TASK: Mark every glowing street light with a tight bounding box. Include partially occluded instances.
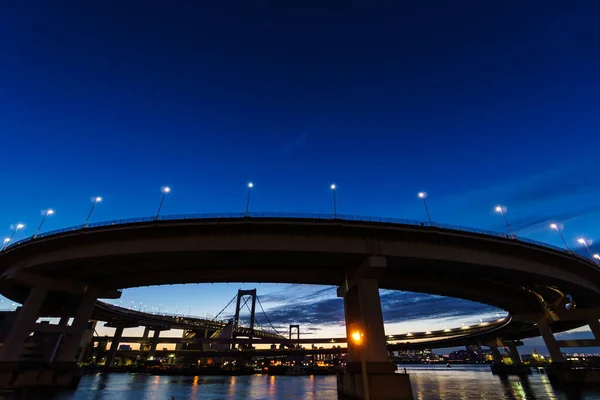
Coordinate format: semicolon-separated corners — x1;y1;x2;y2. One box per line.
495;205;515;238
7;224;24;246
331;184;337;218
349;325;368;400
418;192;432;225
33;209;54;238
550;223;570;251
155;186;171;220
577;238;598;265
1;238;10;251
594;254;600;260
84;197;102;227
245;182;253;217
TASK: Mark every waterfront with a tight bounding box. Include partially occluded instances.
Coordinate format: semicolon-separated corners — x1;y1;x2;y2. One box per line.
44;365;600;400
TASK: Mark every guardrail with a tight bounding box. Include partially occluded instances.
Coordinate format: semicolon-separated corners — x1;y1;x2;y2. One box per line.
0;211;574;256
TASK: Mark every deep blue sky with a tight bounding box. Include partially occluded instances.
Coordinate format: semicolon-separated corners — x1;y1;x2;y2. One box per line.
1;1;600;352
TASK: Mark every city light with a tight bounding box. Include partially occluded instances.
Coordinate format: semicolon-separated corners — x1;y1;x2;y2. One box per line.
418;192;427;199
330;184;336;190
248;182;253;188
161;186;171;194
578;238;586;244
594;254;600;260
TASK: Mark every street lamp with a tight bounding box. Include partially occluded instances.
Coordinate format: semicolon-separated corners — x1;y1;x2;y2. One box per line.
84;197;102;227
577;238;598;265
33;209;54;238
495;205;515;238
246;182;253;216
1;238;10;251
7;224;24;246
549;223;570;251
331;184;337;218
155;186;171;220
418;192;432;225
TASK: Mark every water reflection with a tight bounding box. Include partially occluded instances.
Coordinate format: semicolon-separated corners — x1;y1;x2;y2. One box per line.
46;365;600;400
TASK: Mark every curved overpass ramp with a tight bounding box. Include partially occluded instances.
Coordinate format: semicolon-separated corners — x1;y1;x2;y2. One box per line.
1;213;599;345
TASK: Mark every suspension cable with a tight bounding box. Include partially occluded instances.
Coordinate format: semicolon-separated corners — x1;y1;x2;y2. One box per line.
256;295;281;335
211;293;238;321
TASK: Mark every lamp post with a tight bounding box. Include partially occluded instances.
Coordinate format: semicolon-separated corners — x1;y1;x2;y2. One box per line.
331;184;337;218
156;186;171;220
34;209;54;238
578;238;598;265
84;197;102;227
550;223;570;251
246;182;253;216
7;224;24;244
418;192;432;225
1;238;10;251
495;205;515;238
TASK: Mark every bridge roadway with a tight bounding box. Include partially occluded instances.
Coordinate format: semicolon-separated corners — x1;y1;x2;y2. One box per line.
90;304;582;350
1;214;599;397
0;214;595;344
1;215;598;338
93;301;284;341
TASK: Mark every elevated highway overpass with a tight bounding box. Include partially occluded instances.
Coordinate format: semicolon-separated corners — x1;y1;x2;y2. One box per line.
1;213;599;397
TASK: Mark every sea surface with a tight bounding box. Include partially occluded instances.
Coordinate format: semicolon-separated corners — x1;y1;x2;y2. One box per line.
44;365;600;400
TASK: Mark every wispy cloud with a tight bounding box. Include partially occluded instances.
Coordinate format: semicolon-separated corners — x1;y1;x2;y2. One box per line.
511;205;600;233
258;289;501;329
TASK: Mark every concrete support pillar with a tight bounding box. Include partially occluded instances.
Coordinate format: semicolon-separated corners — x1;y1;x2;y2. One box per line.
507;343;522;365
148;329;162;359
105;327;124;367
58;315;70;326
587;317;600;340
343;278;390;365
0;286;48;362
56;295;97;362
337;256;413;400
489;345;503;364
537;319;565;363
142;326;150;339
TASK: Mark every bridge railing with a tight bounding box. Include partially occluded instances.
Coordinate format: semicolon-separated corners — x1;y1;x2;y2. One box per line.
1;212;575;257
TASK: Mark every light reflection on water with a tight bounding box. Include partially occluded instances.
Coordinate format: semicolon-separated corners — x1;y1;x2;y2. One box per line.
45;365;600;400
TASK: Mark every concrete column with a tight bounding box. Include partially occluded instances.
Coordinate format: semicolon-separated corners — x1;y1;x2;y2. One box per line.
105;327;124;367
537;319;565;363
148;329;162;359
142;326;150;339
507;343;522;365
58;315;70;326
489;345;503;364
587;317;600;340
344;279;390;365
337;256;413;400
56;295;97;362
0;286;48;362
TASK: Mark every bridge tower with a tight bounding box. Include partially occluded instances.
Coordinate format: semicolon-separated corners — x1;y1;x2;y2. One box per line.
289;324;300;342
233;289;257;345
